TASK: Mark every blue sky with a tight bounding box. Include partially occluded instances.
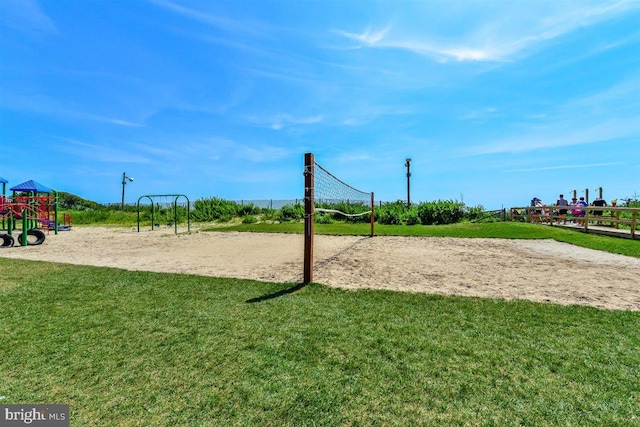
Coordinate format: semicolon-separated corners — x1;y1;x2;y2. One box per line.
1;0;639;209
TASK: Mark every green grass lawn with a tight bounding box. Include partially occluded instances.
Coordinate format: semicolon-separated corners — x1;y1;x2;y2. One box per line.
211;221;640;258
1;258;639;426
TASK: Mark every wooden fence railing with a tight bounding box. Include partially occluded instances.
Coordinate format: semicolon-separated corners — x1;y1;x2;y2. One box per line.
510;206;638;239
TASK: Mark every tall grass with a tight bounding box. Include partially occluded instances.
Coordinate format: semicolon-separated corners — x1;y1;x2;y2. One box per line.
62;209;138;226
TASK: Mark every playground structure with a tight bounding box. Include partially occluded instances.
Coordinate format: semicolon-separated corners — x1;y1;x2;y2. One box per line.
137;194;191;235
1;178;63;247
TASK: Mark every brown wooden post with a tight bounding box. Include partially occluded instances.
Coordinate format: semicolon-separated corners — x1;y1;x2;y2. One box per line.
303;153;315;284
370;192;375;237
584;208;589;232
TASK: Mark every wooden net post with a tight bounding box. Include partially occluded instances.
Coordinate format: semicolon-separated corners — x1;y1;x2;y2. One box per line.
370;192;375;237
304;153;315;284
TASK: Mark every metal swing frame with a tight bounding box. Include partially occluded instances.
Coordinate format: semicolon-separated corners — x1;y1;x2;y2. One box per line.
137;194;191;234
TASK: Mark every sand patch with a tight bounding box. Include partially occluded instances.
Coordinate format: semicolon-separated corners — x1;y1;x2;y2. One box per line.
1;226;638;310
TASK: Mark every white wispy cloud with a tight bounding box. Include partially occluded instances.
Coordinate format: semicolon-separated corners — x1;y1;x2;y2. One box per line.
466;75;640;156
239;145;290;163
88;116;145;128
505;162;624;173
243;113;324;130
269;114;324;130
55;138;151;163
240;66;319;85
334;152;375;164
459;107;499;121
180;137;292;163
333;26;390;45
335;102;418;129
334;27;490;61
0;0;58;36
468;117;638;155
148;0;274;38
3;94;145;127
333;1;640;62
564;78;640;112
148;0;241;31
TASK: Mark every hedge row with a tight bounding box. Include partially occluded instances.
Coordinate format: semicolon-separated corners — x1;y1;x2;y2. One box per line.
189;198;490;225
66;197;490;226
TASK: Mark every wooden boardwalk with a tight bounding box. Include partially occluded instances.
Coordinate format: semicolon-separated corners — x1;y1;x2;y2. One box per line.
552;222;638;240
510;206;639;240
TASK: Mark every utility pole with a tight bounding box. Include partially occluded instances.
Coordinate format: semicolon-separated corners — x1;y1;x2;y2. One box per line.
405;158;412;207
121;172;134;211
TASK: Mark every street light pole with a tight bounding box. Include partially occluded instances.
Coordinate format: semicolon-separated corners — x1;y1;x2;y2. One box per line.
405;158;412;207
121;172;134;211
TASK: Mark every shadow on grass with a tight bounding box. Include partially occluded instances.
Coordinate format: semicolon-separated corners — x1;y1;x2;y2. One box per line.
245;282;307;303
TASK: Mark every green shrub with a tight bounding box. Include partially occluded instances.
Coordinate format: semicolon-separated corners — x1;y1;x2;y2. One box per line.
60;194;488;227
376;200;466;226
242;215;258;224
192;197;239;222
56;191;103;210
376;201;408;225
278;204;305;222
315;213;335;224
260;209;279;222
403;209;421;225
463;204;485;221
417;200;464;225
237;203;261;216
64;209;138;225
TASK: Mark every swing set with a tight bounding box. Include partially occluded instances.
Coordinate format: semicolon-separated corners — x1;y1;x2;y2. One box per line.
137;194;191;234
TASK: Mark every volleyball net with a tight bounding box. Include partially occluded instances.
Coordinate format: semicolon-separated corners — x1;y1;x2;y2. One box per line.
303;153;374;284
314;161;374;217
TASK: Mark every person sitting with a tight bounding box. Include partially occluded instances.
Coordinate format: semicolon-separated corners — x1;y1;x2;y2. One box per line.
591;197;607;224
530;197;542;222
540;203;550;222
574;197;588;226
556;194;569;224
570;197;579;223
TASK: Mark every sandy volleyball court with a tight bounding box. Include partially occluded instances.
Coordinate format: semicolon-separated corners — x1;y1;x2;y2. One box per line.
1;226;639;311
